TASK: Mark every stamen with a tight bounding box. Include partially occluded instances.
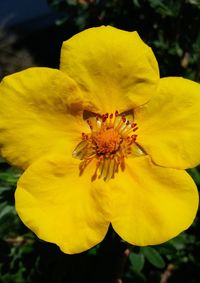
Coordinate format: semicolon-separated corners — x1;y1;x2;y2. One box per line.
72;111;144;181
101;158;110;180
133;127;138;132
114;115;122;129
122;114;126;123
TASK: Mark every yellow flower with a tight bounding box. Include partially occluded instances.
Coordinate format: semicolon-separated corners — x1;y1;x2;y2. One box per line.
0;26;199;254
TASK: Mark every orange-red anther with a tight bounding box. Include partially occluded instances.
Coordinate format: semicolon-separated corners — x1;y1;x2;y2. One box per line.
131;122;137;128
122;116;126;123
133;127;138;132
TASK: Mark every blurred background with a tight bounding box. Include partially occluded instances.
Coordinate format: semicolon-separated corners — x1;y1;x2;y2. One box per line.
0;0;200;282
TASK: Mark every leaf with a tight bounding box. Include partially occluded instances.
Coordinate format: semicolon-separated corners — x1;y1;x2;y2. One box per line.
142;247;165;269
87;244;100;256
187;0;200;9
132;0;141;7
188;167;200;186
157;243;176;255
169;234;187;250
147;0;180;17
0;186;12;196
0;203;14;219
129;252;145;272
0;171;19;185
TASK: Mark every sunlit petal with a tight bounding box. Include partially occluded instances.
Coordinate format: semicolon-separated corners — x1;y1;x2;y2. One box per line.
15;153;110;254
135;77;200;169
60;26;159;113
110;156;198;245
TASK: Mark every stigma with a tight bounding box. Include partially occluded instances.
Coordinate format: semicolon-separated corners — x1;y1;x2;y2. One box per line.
72;111;143;182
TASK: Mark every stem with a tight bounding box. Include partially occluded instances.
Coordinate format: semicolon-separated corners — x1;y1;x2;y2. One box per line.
115;248;130;283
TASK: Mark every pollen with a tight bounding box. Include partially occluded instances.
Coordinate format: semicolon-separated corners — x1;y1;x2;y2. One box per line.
72;111;143;182
93;128;122;155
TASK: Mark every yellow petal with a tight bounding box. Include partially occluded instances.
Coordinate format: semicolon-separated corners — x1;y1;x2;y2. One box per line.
0;67;89;169
15;153;110;254
110;156;198;246
60;26;159;113
135;77;200;169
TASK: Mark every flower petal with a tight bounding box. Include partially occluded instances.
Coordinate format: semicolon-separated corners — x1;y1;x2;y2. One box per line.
60;26;159;113
135;77;200;169
15;153;110;254
0;67;89;169
110;156;198;246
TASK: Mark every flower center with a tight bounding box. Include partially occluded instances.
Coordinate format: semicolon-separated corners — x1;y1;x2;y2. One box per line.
92;128;122;155
72;111;143;182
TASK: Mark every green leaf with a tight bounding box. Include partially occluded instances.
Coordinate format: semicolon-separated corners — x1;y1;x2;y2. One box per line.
188;167;200;186
187;0;200;9
157;243;176;255
87;244;100;256
0;171;19;185
142;247;165;269
169;234;187;250
132;0;141;7
129;252;145;272
0;202;14;219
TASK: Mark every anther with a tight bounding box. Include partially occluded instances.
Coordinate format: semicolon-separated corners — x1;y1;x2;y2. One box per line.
122;116;126;123
131;122;137;128
131;134;137;140
102;114;107;122
82;133;89;140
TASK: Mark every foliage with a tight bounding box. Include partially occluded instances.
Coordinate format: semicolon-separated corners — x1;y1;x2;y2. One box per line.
1;0;200;282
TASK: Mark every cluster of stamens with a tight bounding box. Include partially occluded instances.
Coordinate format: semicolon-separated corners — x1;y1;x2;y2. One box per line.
72;111;140;182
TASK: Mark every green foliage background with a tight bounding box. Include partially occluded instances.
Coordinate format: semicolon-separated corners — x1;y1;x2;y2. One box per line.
1;0;200;282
